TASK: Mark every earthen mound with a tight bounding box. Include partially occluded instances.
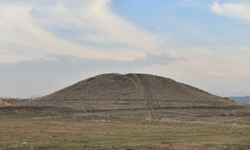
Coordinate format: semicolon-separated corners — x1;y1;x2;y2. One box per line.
12;73;242;112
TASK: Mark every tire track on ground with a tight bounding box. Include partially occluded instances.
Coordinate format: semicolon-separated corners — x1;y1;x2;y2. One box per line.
136;74;159;118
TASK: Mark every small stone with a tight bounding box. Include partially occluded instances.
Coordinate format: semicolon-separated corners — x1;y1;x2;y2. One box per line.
22;142;28;145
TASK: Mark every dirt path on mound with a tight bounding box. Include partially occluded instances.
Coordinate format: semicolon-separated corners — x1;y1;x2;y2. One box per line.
136;74;159;118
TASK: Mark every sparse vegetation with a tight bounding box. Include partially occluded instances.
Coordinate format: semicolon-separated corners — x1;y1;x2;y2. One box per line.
0;113;250;150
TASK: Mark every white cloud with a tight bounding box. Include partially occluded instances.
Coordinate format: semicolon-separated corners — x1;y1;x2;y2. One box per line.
188;46;214;55
0;53;188;75
0;0;169;63
246;54;250;59
162;45;250;79
211;1;250;23
242;47;250;51
0;4;99;60
174;0;206;8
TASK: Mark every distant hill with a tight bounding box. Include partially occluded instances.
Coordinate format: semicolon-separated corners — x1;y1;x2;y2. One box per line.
228;96;250;104
12;73;242;112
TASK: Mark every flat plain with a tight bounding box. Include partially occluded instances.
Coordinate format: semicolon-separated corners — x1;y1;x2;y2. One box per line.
0;112;250;150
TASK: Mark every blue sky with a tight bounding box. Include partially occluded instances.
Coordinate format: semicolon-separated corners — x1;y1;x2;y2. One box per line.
111;0;250;47
0;0;249;97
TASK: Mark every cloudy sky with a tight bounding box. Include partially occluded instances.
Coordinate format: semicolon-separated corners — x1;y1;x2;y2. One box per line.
0;0;249;98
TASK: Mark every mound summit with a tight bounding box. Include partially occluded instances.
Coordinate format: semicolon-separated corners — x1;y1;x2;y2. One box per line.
13;73;241;112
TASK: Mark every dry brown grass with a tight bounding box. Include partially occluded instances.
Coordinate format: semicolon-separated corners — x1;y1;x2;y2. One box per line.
0;113;250;150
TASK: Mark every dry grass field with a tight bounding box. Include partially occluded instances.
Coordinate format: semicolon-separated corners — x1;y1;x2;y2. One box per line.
0;112;250;150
